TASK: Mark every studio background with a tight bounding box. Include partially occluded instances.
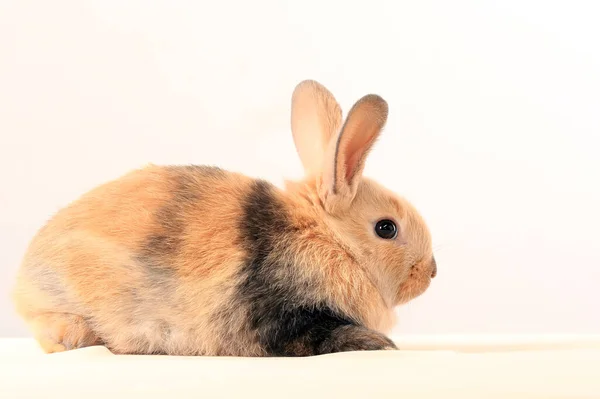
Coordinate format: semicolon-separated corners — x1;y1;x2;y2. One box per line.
1;0;599;337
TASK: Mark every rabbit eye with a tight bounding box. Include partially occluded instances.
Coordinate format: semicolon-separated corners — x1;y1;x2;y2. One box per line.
375;219;397;240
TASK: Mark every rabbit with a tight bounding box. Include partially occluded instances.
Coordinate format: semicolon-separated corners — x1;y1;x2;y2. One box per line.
11;80;437;357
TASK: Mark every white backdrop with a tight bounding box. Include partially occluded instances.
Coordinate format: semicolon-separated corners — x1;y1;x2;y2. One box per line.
1;0;599;337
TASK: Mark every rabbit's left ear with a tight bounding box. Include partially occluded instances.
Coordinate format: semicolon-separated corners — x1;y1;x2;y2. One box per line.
318;94;389;213
290;80;343;177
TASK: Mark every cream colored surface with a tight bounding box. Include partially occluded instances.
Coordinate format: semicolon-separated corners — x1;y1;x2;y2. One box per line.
1;336;599;398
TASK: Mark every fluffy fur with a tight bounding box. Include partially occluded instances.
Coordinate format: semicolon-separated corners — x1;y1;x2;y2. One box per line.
12;80;436;356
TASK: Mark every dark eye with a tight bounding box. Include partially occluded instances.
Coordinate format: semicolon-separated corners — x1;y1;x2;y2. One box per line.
375;219;398;239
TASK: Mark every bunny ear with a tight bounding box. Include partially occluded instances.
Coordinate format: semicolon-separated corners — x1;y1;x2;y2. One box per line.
291;80;343;177
319;94;389;213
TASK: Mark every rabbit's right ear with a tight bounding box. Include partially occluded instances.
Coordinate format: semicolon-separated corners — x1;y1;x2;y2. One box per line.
291;80;343;177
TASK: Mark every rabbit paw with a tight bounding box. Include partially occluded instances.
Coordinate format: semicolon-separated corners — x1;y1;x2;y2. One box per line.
319;325;397;354
30;312;101;353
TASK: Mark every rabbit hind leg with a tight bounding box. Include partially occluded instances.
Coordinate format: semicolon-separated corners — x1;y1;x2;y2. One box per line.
29;312;102;353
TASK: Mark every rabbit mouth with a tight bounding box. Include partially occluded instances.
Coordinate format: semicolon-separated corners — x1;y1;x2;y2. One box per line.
395;266;432;305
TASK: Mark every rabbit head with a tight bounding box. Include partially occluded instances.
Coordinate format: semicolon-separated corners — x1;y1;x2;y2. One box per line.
289;80;436;307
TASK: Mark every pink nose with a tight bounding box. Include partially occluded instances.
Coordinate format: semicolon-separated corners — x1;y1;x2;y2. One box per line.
430;256;437;278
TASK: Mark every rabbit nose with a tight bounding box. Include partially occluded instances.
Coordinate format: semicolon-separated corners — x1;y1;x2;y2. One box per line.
430;256;437;278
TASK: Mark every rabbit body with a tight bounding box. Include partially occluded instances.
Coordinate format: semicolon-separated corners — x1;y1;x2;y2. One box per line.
12;81;436;356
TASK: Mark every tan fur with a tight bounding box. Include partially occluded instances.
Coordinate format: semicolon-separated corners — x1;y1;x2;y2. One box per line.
12;80;435;356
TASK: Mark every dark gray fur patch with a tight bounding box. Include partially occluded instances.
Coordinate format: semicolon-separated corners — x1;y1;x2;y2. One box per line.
122;166;228;354
137;165;225;275
238;180;357;356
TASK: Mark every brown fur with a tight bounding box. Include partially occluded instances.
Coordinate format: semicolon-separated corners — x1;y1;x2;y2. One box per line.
12;80;435;356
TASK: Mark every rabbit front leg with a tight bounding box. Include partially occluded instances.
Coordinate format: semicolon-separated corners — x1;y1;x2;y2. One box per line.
316;325;397;354
280;324;397;356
